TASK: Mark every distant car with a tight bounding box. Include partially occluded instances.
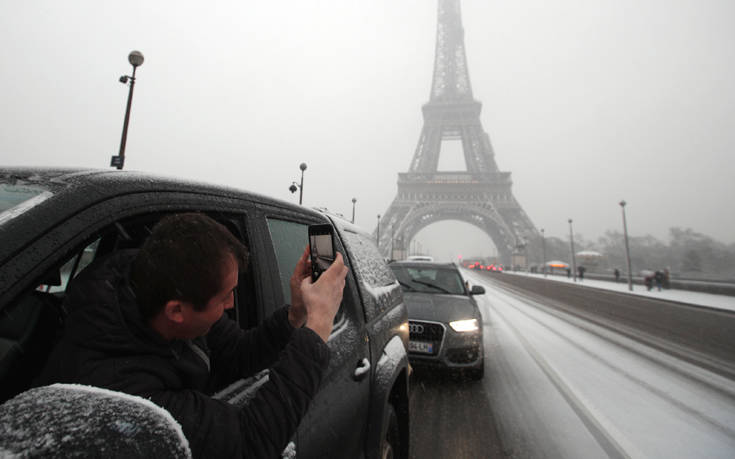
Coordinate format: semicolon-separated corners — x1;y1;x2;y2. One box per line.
407;255;434;262
0;168;410;458
389;261;485;379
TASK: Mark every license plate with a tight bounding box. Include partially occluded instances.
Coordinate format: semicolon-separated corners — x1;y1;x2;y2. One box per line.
408;340;433;354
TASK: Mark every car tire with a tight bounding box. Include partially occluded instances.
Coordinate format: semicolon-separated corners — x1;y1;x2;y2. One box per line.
380;403;400;459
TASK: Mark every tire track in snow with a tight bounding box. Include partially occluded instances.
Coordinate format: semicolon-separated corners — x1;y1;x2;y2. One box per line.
466;268;735;459
484;289;637;459
484;278;735;441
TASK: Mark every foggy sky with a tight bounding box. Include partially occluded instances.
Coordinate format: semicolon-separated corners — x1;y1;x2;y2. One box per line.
2;0;734;261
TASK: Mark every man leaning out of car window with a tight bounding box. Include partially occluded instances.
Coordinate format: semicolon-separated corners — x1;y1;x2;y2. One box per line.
37;213;348;458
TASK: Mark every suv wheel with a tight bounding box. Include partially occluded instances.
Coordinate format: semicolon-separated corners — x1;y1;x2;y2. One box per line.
381;403;400;459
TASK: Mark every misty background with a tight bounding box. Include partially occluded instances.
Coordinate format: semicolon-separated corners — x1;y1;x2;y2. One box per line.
2;0;734;265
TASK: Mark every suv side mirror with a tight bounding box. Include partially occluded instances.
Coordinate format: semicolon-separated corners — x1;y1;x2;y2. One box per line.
470;285;485;295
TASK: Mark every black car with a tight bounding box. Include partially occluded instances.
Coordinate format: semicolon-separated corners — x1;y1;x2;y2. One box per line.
0;168;410;458
389;261;485;380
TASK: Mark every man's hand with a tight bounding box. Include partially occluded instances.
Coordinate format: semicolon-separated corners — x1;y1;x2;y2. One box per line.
288;247;311;328
301;252;349;342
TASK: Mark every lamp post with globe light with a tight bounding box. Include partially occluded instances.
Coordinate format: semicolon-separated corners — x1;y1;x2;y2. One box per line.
541;228;547;277
289;163;308;205
620;200;634;291
376;214;381;249
568;219;577;282
111;51;144;170
351;198;357;224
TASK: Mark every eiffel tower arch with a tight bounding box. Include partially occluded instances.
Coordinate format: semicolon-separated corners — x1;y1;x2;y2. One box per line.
377;0;537;265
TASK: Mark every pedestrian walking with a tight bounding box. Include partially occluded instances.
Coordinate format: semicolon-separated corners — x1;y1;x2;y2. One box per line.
654;270;664;291
644;275;653;291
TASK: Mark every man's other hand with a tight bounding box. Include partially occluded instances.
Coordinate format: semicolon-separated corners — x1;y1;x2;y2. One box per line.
288;247;311;328
301;252;348;342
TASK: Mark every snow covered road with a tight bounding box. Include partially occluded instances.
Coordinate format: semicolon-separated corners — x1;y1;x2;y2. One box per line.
463;269;735;458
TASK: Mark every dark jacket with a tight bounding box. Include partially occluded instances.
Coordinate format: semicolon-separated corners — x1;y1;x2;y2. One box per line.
37;250;330;458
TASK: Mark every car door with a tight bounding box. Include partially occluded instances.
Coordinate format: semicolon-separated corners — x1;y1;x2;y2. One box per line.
260;213;372;458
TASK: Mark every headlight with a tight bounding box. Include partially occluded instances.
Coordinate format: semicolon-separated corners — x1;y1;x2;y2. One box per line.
449;318;479;332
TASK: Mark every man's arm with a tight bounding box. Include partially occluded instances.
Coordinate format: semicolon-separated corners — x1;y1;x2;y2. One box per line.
301;252;348;341
158;254;348;457
208;249;348;380
148;326;329;458
288;246;349;337
287;247;311;328
206;306;295;383
206;248;309;380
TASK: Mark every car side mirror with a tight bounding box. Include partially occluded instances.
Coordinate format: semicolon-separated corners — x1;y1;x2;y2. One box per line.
470;285;485;295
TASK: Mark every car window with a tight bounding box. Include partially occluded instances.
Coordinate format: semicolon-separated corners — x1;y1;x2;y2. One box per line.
0;184;52;225
266;218;346;328
39;239;100;294
24;208;252;322
266;218;308;305
0;183;47;212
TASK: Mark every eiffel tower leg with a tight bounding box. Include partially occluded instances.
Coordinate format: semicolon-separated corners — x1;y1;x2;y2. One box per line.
378;198;531;266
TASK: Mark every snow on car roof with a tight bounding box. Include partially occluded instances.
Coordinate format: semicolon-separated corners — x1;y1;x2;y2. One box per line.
0;383;191;458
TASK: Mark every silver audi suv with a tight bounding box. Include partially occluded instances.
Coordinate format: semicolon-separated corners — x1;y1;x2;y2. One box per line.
389;261;485;379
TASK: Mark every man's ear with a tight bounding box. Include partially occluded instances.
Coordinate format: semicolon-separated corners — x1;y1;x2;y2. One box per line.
163;300;186;324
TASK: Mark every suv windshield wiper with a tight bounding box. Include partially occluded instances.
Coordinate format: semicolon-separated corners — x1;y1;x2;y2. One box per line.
410;279;452;294
397;280;417;292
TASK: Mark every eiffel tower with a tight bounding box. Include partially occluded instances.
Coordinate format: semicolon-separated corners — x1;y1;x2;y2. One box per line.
377;0;537;264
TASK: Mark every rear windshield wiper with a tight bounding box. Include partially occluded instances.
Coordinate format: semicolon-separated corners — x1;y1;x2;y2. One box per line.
410;279;452;294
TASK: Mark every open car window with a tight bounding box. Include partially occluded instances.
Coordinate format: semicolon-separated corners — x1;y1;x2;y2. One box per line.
266;217;345;329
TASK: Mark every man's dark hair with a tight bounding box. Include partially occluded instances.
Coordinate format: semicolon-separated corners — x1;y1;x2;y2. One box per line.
131;213;249;320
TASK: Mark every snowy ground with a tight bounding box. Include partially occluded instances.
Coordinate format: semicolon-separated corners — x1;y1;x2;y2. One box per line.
460;269;735;458
496;270;735;313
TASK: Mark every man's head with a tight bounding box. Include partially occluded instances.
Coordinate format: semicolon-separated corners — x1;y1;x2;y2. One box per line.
131;213;248;339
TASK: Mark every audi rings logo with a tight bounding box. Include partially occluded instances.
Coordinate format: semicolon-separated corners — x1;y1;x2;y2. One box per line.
409;323;425;334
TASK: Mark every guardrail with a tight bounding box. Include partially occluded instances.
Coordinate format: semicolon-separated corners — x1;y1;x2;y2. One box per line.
538;271;735;297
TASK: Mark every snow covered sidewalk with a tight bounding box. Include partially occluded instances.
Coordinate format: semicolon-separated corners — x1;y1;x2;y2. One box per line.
493;270;735;313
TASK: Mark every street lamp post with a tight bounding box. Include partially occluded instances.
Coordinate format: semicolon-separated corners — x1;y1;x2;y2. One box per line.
568;219;577;282
376;214;381;250
541;228;547;277
111;50;144;170
288;163;308;205
298;163;306;205
351;198;357;224
620;200;634;291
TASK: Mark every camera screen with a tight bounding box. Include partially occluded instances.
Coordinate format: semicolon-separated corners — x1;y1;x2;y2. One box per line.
310;233;335;273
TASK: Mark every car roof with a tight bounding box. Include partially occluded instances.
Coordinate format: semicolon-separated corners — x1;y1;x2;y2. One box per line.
0;167;292;206
0;167;324;263
389;261;458;270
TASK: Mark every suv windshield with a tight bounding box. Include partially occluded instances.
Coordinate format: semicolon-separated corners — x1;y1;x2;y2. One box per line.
390;265;465;295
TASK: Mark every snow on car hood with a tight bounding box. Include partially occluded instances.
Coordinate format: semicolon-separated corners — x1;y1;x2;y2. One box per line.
0;384;191;458
403;292;480;323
